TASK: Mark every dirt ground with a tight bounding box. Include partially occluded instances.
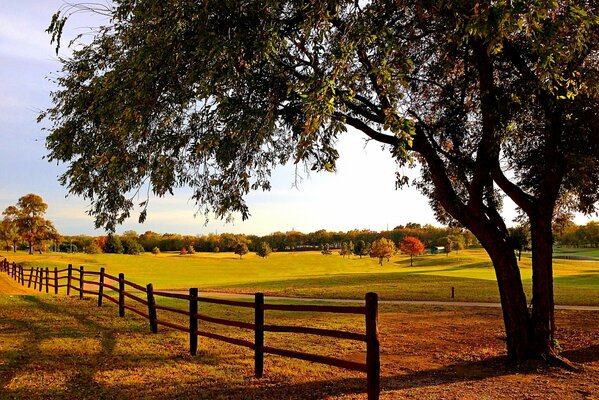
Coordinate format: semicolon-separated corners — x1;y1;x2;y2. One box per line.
369;306;598;400
0;272;597;399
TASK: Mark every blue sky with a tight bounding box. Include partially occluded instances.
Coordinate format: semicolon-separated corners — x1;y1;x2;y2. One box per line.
0;1;593;236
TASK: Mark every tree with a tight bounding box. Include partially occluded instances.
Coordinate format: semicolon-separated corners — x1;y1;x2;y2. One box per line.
85;242;102;254
369;238;396;266
353;240;369;258
256;242;272;258
0;219;18;252
450;235;466;255
439;237;452;256
104;234;124;254
339;241;354;258
43;1;599;364
320;243;332;256
151;246;160;255
509;225;531;261
3;194;58;254
400;236;425;267
234;242;249;259
121;236;144;255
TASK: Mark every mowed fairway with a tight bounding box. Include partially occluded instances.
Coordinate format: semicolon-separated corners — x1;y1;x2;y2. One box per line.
4;248;597;306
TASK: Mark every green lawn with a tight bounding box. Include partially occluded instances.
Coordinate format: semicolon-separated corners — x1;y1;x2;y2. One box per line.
553;246;599;259
2;248;597;305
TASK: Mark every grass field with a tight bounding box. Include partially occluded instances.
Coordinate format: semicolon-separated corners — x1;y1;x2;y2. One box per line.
0;273;597;399
2;248;597;306
554;247;599;259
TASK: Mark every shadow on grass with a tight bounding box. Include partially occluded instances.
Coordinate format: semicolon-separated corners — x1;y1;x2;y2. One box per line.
2;295;596;399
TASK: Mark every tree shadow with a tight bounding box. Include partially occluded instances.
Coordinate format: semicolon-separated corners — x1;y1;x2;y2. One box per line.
562;344;599;364
2;294;596;399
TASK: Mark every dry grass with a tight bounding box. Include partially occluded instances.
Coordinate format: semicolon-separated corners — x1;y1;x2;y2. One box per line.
0;274;597;400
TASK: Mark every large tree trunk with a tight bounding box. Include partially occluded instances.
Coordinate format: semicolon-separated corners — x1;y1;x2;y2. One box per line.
476;230;532;362
529;214;557;359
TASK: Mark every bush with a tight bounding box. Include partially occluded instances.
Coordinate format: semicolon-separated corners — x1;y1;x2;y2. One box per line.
85;242;102;254
180;247;188;255
151;247;160;255
121;237;144;255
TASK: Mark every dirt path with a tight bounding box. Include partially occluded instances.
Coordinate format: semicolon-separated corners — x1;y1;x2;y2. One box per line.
178;290;599;311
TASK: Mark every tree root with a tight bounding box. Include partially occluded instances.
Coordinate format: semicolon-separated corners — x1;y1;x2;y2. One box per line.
545;353;581;372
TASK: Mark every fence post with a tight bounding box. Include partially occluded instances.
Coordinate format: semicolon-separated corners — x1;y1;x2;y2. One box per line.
27;267;33;288
33;268;38;290
20;265;24;285
45;267;49;293
12;262;16;279
79;266;84;299
98;267;105;306
38;268;43;293
146;283;158;333
118;273;125;317
365;292;380;400
189;288;198;355
54;267;58;294
451;287;455;299
255;292;264;378
67;264;72;295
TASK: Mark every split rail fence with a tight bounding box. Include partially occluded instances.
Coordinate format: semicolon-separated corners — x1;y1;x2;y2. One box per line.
1;258;380;399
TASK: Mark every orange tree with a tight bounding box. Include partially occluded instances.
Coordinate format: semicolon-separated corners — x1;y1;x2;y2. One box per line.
369;238;396;266
400;236;425;267
42;1;598;364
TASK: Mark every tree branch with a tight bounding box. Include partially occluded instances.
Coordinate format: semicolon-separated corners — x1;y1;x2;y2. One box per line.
333;112;398;146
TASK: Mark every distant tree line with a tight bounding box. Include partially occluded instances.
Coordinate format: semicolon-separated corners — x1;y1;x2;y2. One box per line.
53;223;478;256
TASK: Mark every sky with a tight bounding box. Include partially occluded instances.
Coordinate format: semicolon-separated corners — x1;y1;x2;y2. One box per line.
0;1;594;237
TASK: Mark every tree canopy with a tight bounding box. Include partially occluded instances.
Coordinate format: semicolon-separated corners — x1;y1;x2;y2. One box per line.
399;236;425;266
369;237;396;266
2;194;59;254
43;0;598;364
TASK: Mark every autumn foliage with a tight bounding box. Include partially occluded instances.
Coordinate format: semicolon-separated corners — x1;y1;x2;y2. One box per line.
400;236;426;266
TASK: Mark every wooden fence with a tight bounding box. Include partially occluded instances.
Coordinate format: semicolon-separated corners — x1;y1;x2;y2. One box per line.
0;258;380;399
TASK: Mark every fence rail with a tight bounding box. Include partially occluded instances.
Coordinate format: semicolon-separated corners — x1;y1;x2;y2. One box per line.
0;257;380;400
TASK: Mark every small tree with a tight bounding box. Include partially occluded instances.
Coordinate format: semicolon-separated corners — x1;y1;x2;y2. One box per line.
234;242;249;259
354;240;369;258
121;236;144;255
509;225;530;261
450;235;465;255
256;242;272;258
320;243;332;255
104;234;124;254
439;237;452;256
400;236;425;267
212;246;220;253
369;238;396;266
85;242;102;254
151;246;160;255
179;246;188;255
187;245;196;254
339;242;348;258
